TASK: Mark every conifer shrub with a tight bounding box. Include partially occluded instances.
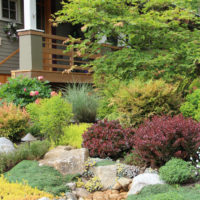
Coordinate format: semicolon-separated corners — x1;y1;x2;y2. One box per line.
180;89;200;121
159;158;197;184
0;103;29;142
82;119;135;158
133;115;200;167
112;79;182;127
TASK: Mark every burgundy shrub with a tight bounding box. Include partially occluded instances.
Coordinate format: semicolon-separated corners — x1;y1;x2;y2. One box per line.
82;119;135;159
134;115;200;168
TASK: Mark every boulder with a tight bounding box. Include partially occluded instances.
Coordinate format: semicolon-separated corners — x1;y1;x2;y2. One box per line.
90;165;117;190
128;173;165;196
75;188;90;198
65;192;77;200
0;137;15;154
66;182;76;191
38;198;50;200
39;146;89;175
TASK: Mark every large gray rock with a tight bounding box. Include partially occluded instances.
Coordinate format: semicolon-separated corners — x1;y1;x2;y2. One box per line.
39;146;89;175
75;188;90;198
0;137;15;154
128;173;165;196
90;165;117;190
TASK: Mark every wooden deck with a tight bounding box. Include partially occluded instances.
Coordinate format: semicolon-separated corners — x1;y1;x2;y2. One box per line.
11;70;93;83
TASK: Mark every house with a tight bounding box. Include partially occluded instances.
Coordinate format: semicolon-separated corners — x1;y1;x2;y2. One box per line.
0;0;97;84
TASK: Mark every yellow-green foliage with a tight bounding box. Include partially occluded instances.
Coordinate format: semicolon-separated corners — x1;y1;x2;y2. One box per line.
57;123;91;148
0;176;54;200
85;176;103;192
112;79;182;126
26;95;73;143
0;103;29;141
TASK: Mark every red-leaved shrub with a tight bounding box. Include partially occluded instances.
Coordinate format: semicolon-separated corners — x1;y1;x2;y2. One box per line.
134;115;200;168
82;120;135;158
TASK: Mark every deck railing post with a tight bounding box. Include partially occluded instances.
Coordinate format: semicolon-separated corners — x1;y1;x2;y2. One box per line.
17;30;43;71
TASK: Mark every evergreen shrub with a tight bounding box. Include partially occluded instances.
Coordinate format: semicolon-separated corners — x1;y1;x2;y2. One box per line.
0;103;29;142
159;158;197;184
113;79;182;126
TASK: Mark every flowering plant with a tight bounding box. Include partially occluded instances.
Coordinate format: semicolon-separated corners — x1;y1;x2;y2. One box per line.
0;76;51;107
3;22;18;41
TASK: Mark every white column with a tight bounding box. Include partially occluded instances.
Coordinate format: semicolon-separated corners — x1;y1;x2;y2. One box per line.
24;0;37;30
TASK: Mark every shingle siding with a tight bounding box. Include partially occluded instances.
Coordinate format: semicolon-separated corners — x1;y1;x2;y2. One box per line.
0;20;23;74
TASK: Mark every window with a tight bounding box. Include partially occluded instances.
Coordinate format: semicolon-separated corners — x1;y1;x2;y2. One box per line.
2;0;17;20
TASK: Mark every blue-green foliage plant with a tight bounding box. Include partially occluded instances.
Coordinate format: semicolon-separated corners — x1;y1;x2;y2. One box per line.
64;84;99;123
0;76;51;107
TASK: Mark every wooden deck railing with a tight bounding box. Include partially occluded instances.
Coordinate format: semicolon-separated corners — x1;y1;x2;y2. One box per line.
41;33;122;73
42;33;95;73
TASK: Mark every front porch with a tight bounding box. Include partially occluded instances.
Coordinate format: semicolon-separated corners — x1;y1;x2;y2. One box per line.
11;0;94;83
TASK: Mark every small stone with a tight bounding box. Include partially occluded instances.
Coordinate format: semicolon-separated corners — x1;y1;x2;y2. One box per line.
75;188;90;198
112;182;121;190
111;190;119;194
65;192;77;200
65;146;75;151
118;178;132;187
38;198;50;200
66;182;76;191
109;193;119;200
93;191;104;200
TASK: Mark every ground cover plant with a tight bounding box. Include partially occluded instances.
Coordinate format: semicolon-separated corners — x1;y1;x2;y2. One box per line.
0;140;50;173
0;175;54;200
5;160;79;195
64;84;99;123
127;184;200;200
0;103;29;142
0;76;51;107
26;95;73;143
57;123;91;148
159;158;197;184
82;119;135;159
133;115;200;167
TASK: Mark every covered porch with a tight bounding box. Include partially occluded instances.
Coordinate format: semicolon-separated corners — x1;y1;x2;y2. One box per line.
12;0;95;83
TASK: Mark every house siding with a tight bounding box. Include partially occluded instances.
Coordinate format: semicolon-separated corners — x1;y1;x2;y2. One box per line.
0;20;23;74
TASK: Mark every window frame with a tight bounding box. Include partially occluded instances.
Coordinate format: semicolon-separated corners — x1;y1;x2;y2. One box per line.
0;0;21;23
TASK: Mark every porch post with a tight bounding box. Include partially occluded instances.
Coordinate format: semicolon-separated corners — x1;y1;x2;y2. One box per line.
17;0;44;71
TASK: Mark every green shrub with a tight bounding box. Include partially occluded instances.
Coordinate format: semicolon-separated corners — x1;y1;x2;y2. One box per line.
5;160;78;195
56;123;91;148
0;140;50;173
0;76;51;107
159;158;197;184
0;103;29;142
26;95;73;143
64;84;98;123
180;89;200;121
112;79;182;126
